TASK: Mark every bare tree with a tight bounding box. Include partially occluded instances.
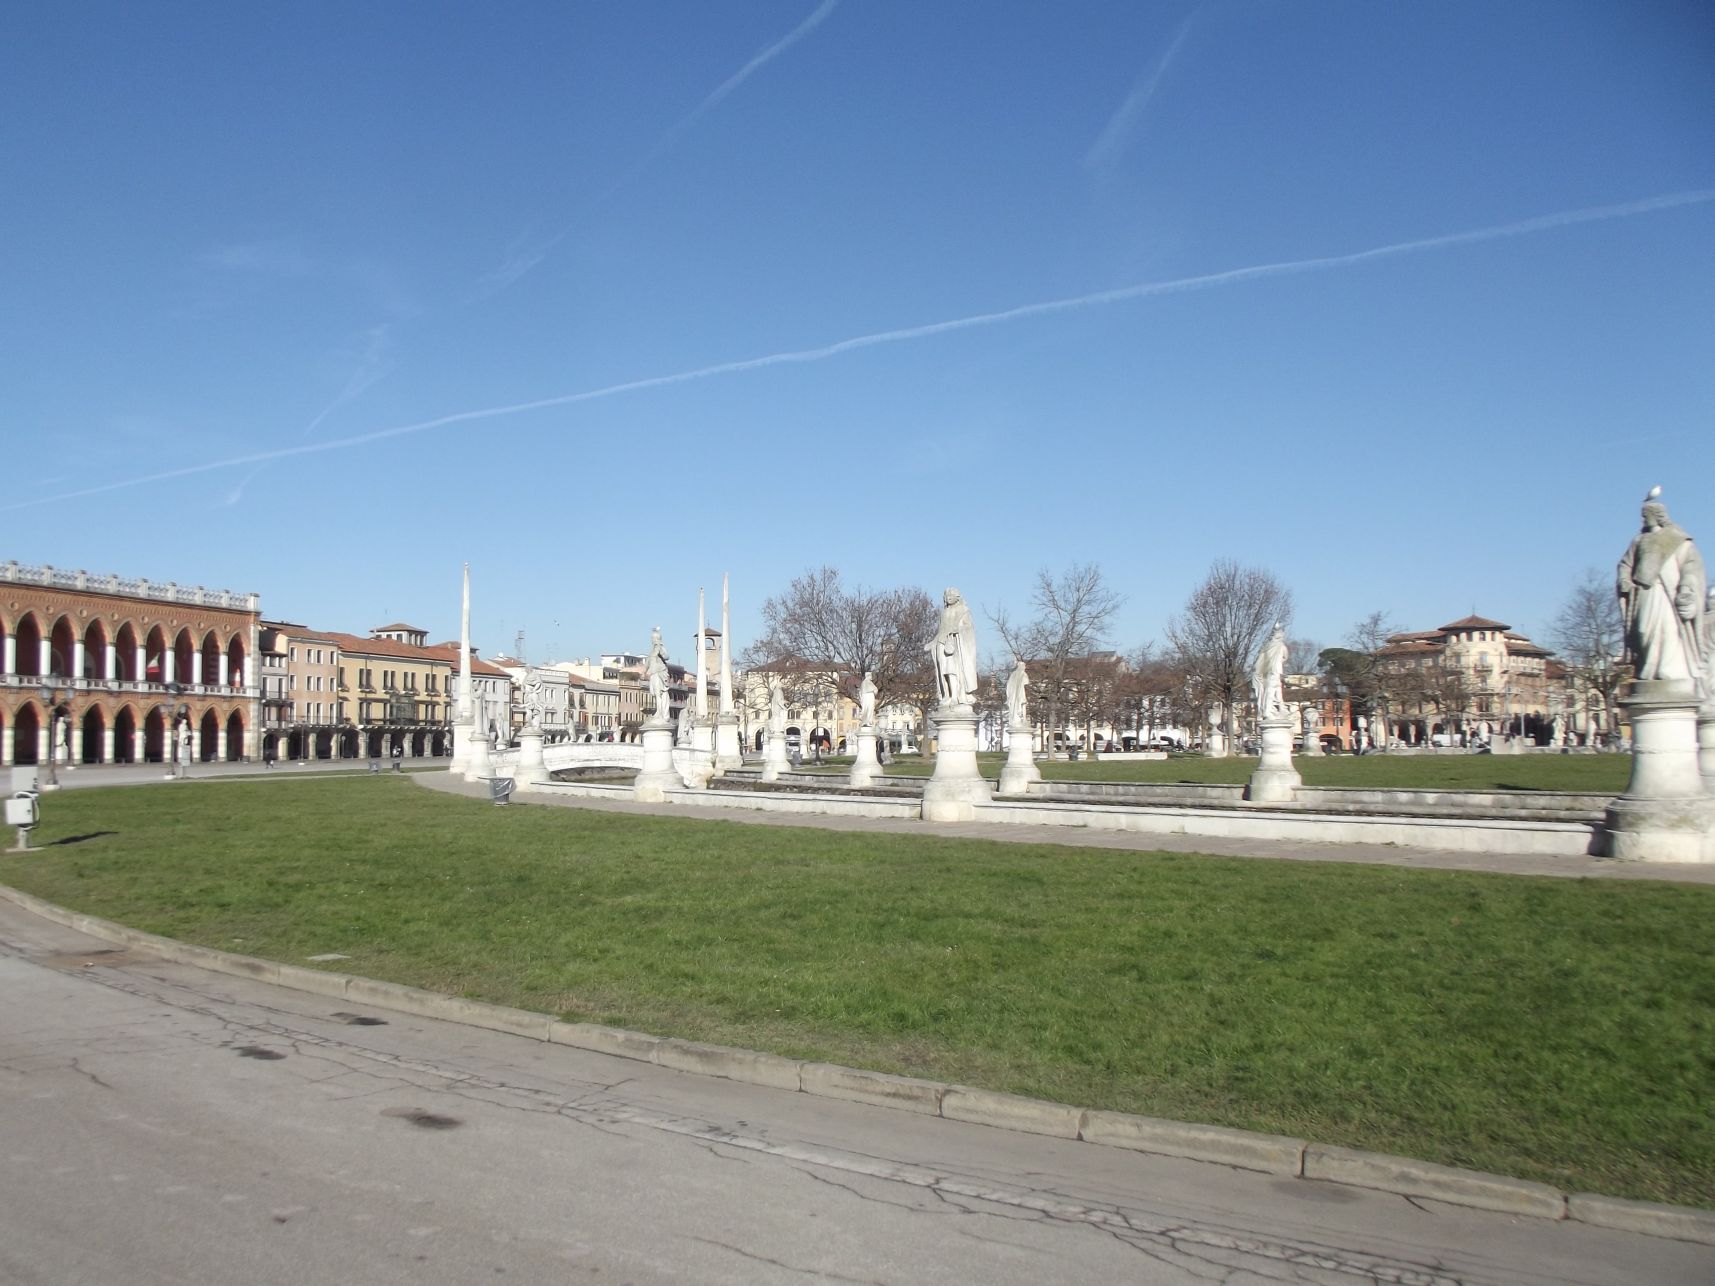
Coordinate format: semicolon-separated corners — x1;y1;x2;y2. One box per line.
989;563;1124;757
1319;611;1399;733
1286;636;1323;676
746;566;939;731
1166;560;1292;745
1553;567;1627;743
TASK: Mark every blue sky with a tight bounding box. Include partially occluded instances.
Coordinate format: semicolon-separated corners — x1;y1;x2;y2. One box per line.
5;1;1711;666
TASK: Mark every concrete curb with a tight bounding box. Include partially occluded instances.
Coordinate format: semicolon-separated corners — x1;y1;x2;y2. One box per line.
1082;1110;1306;1176
1303;1144;1566;1220
4;880;1710;1243
1567;1193;1715;1247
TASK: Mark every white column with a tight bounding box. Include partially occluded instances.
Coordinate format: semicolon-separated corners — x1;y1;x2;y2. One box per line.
164;650;176;684
102;726;114;763
72;639;85;680
39;638;51;675
134;643;146;682
3;633;14;674
1;724;11;765
38;724;50;766
215;725;227;762
218;653;230;686
105;642;117;680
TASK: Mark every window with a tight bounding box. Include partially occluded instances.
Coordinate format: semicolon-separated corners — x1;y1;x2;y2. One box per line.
290;647;297;661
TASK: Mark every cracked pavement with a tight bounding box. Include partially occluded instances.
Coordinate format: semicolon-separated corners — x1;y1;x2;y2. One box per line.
1;899;1709;1285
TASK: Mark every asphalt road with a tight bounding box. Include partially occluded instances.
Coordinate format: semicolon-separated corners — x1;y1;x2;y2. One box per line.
2;898;1709;1285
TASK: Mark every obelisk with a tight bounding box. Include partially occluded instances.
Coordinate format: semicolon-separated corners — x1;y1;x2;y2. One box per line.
450;562;475;773
715;572;743;768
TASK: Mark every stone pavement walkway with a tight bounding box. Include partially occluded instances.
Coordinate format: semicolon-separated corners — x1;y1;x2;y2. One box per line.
415;773;1715;885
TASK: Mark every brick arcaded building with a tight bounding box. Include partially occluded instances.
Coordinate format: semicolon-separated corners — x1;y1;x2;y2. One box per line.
1;561;261;768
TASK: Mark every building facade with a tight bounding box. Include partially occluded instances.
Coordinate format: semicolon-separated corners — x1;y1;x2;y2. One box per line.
1375;614;1571;744
0;562;260;767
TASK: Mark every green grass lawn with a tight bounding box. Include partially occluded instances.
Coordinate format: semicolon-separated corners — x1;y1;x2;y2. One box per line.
872;752;1629;793
6;776;1709;1206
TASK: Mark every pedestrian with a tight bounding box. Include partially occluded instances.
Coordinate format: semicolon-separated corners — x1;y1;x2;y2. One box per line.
391;743;404;773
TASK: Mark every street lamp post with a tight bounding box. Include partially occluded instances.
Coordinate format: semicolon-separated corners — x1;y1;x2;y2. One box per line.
36;680;74;790
157;691;189;779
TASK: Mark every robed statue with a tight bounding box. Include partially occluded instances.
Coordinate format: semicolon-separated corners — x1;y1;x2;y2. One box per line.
1251;622;1287;720
928;587;979;707
1005;658;1029;729
645;626;671;715
1616;489;1707;686
858;671;877;726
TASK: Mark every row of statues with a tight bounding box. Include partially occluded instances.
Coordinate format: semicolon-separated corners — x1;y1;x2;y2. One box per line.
648;490;1712;757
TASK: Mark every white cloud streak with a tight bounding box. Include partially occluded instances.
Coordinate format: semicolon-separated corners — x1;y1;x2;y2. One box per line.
219;325;396;507
12;188;1711;515
484;2;842;294
1084;15;1195;172
594;3;843;246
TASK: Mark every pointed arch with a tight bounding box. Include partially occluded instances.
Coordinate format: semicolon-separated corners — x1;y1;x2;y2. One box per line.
13;702;41;764
81;617;109;681
225;634;247;689
49;615;76;677
80;706;105;764
225;710;244;761
114;621;140;682
145;625;169;683
14;613;43;678
113;705;138;764
200;631;221;686
144;706;167;763
171;629;195;687
199;709;218;761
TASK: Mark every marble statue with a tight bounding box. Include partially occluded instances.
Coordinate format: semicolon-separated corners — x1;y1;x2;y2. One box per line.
524;673;546;729
1005;659;1029;729
928;587;979;706
1703;586;1715;701
858;671;877;725
1301;704;1316;737
645;626;670;715
1251;622;1287;720
1616;489;1707;685
768;673;787;734
675;701;694;747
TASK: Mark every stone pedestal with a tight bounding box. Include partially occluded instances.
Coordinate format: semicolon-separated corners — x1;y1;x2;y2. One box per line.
714;714;743;771
675;747;715;790
1604;680;1715;862
998;724;1041;795
462;731;493;784
691;718;714;756
849;726;882;789
1206;728;1228;758
1699;706;1715;784
515;726;549;787
1246;717;1301;804
633;718;680;802
448;719;473;773
921;705;992;822
760;728;790;782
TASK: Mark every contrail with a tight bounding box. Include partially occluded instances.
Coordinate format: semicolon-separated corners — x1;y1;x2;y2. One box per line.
596;0;840;205
219;325;394;506
1084;14;1195;172
10;188;1711;515
476;3;840;296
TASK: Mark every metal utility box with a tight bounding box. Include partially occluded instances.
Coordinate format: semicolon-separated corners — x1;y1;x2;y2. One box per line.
5;794;38;829
489;777;515;806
